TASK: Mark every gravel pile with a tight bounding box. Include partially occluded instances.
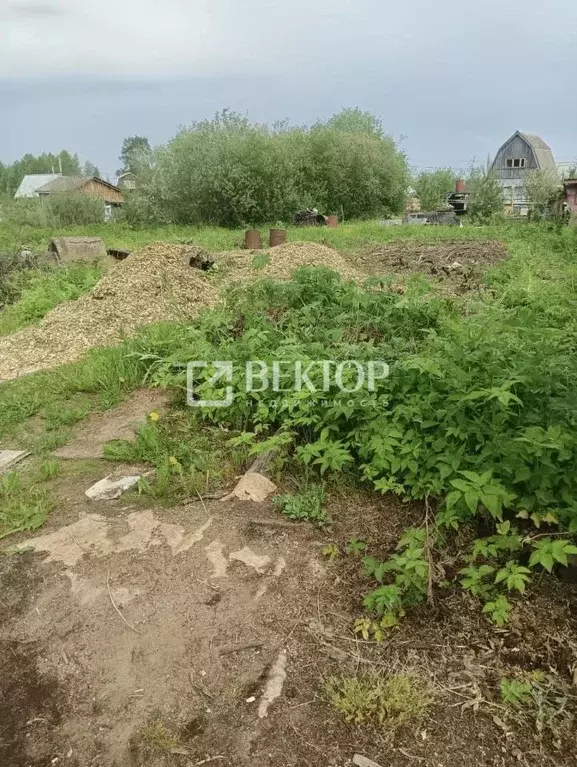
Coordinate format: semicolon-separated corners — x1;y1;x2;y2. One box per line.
0;244;218;381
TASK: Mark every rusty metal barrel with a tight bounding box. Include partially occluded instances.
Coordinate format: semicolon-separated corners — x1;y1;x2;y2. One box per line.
244;229;262;249
269;229;287;247
327;215;339;228
455;179;466;194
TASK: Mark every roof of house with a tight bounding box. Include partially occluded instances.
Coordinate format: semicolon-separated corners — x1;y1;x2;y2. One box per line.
491;132;557;172
14;173;62;198
517;132;556;170
36;176;88;194
36;176;122;195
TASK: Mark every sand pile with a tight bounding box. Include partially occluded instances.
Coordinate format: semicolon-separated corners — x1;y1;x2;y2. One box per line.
217;241;362;283
0;244;218;381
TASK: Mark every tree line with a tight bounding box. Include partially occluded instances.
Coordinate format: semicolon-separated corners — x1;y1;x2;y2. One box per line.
3;109;570;227
0;151;100;197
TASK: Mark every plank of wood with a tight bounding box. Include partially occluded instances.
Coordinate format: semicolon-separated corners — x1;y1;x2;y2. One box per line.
0;450;30;476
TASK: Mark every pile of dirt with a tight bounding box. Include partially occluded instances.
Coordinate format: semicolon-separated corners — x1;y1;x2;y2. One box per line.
217;241;362;283
353;239;508;293
0;244;218;381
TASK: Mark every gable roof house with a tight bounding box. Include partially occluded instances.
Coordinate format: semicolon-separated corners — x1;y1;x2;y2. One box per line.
35;176;124;206
490;131;556;214
14;173;63;198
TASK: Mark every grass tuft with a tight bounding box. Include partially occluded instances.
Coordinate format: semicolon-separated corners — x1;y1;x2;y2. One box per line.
0;471;53;541
326;671;435;729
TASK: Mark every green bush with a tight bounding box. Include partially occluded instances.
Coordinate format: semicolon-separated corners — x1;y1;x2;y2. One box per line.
2;199;51;228
127;109;410;226
2;193;104;229
45;192;104;226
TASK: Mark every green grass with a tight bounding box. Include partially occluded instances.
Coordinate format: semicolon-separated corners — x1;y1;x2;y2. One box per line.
0;470;53;540
0;217;546;257
326;672;435;728
0;262;104;335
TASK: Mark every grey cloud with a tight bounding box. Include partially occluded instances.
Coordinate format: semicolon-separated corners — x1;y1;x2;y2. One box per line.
8;2;64;17
0;0;576;173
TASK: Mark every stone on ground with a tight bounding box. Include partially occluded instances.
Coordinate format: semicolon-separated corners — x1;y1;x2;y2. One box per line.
85;474;141;501
222;472;277;503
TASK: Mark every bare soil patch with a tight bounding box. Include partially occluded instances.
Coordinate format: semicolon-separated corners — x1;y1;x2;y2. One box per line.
1;477;576;767
352;240;508;293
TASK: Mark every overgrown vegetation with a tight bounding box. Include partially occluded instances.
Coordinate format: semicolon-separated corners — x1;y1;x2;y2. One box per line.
103;412;244;503
1;224;577;637
0;471;53;540
2;193;105;229
110;225;577;628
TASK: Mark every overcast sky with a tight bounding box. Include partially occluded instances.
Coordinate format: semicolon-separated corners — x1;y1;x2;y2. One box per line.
1;0;576;177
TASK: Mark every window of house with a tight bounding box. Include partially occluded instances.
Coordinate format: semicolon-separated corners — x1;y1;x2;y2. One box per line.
506;158;526;168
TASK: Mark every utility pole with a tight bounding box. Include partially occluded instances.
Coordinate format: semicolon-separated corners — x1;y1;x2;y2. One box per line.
58;156;62;174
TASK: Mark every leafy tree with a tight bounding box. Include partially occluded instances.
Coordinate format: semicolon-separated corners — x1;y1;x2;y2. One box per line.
467;168;504;223
126;109;409;226
414;169;456;211
118;136;152;176
523;169;561;216
83;161;100;179
324;108;383;137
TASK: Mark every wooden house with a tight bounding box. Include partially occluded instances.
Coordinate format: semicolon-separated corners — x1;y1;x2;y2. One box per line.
35;176;124;206
490;132;556;214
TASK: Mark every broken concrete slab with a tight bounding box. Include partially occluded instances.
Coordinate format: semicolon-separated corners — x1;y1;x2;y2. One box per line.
20;510;213;570
229;546;271;574
353;756;384;767
0;450;30;475
54;389;170;459
258;650;287;718
85;475;141;501
221;472;277;503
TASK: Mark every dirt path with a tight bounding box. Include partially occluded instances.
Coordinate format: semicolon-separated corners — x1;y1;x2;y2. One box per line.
2;465;577;767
